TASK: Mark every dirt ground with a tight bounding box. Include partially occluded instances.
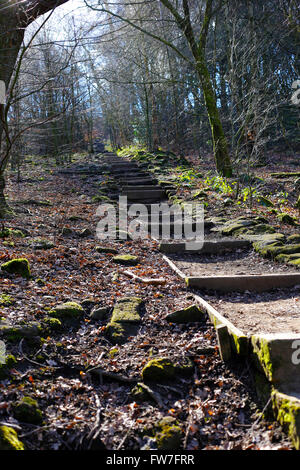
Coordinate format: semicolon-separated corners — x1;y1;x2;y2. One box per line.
168;250;298;277
205;288;300;335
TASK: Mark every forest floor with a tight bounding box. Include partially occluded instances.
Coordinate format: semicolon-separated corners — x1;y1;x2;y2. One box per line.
0;148;298;451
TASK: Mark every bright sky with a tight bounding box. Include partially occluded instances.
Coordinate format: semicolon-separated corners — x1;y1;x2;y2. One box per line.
27;0;96;41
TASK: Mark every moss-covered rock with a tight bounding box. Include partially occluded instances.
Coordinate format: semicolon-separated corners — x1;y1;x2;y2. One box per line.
130;383;153;403
0;294;14;306
61;227;75;237
95;245;118;254
236;224;276;236
247;233;285;246
272;390;300;450
111;297;142;323
221;219;257;235
89;306;110;320
275;253;300;263
0;322;42;342
166;304;205;323
19;198;52;207
155;417;183;450
3;241;14;247
288;258;300;266
0;354;17;379
287;234;300;244
49;301;84;320
144;416;183;450
142;357;194;383
13;396;43;425
105;322;133;344
0;425;24;450
112;254;139;265
266;244;300;259
17;322;42;338
42;317;62;332
277;213;297;225
1;258;31;279
105;297;143;344
32;238;54;250
0;228;25;239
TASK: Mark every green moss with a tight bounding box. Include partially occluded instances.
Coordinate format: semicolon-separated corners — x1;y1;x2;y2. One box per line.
254;338;274;381
221;219;256;235
105;297;143;344
155;422;182;450
277;213;297;225
251;336;283;383
253;241;300;259
289;258;300;266
275;253;300;263
272;390;300;450
0;425;24;450
0;228;25;239
166;304;205;323
144;416;183;450
105;321;127;343
2;241;14;247
256;196;274;207
236;224;276;235
0;354;17;379
0;294;14;306
0;322;42;342
112;254;140;265
43;317;62;331
111;297;142;323
49;302;84;320
142;358;176;383
230;331;249;356
1;258;31;279
287;234;300;244
13;396;43;425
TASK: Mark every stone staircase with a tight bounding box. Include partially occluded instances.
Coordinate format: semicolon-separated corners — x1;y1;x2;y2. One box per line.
95;151;300;450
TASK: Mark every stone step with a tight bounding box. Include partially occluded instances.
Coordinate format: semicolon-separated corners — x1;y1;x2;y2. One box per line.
121;185;164;192
122;188;166;201
186;273;300;292
137;221;209;239
119;178;158;185
110;164;139;171
111;171;149;178
125;203;172;213
159;239;251;254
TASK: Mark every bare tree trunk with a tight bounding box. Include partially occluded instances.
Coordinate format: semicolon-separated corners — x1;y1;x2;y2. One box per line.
0;0;70;216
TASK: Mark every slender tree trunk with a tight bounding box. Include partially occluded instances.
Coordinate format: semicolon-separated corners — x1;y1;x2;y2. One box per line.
0;11;25;216
195;56;232;177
